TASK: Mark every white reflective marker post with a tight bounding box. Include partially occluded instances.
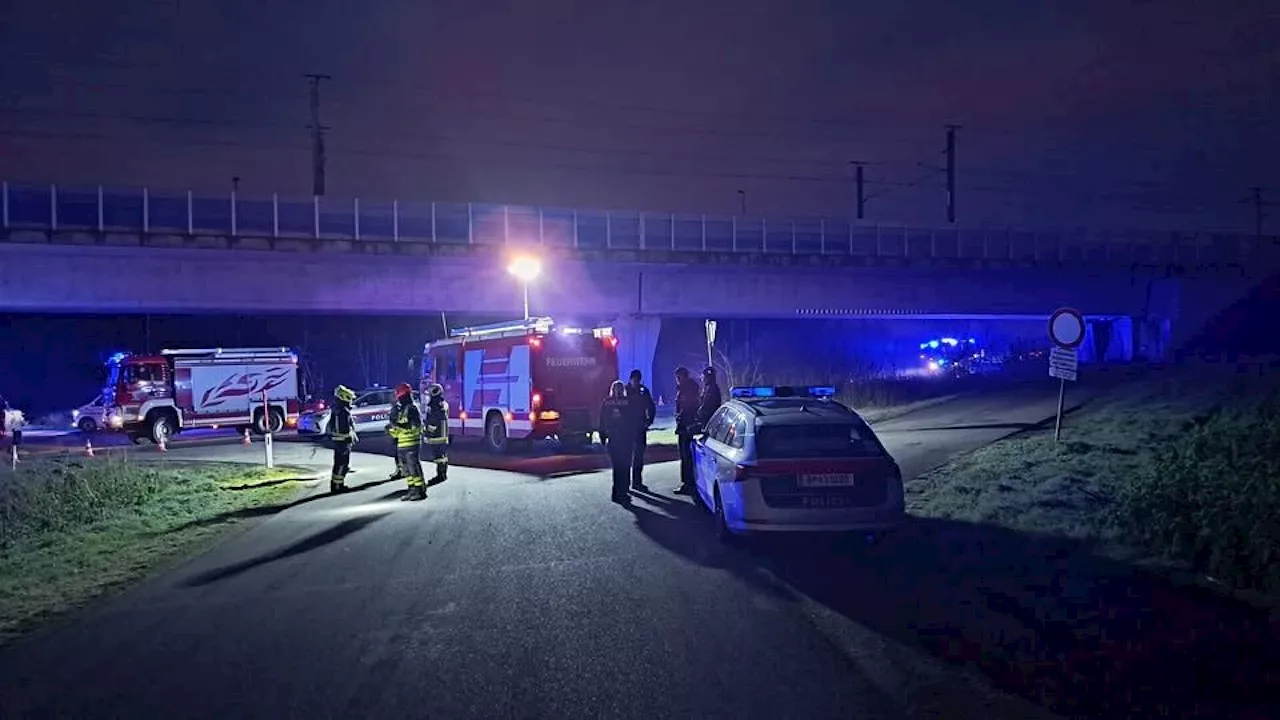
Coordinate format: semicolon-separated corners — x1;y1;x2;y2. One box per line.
1048;307;1085;442
263;389;275;469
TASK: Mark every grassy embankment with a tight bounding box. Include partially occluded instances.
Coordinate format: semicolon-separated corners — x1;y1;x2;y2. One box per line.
909;361;1280;600
644;369;1035;445
0;454;315;643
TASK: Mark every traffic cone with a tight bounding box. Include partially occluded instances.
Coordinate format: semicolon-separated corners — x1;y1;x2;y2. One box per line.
157;436;167;453
657;395;666;406
242;429;252;445
83;439;95;458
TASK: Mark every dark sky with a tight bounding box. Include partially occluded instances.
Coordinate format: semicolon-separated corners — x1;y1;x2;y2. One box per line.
0;0;1276;232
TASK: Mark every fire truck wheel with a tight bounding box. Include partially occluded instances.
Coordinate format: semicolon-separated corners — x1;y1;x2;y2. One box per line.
254;408;285;435
484;412;509;454
148;412;174;445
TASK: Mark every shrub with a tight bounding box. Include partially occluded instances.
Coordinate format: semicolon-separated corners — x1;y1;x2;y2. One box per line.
1115;396;1280;593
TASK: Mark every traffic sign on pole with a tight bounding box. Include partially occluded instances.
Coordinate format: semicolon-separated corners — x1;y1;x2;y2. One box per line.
1048;307;1085;349
1046;308;1084;442
1049;347;1078;382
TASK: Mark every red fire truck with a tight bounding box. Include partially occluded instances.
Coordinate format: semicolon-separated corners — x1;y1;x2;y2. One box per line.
102;347;302;444
418;317;620;453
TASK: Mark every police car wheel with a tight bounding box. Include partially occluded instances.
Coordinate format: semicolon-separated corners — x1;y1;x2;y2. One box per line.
77;417;98;434
713;486;734;543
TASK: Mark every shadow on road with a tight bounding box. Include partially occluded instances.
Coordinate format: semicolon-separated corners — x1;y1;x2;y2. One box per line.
181;513;390;588
622;497;795;601
733;518;1280;719
166;477;401;533
222;476;312;491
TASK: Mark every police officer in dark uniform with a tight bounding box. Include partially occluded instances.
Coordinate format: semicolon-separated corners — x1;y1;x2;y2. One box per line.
624;369;656;491
698;366;723;428
673;366;701;495
329;384;358;493
599;380;640;504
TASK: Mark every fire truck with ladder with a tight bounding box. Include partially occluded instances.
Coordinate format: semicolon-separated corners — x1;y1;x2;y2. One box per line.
102;347;303;444
418;317;619;453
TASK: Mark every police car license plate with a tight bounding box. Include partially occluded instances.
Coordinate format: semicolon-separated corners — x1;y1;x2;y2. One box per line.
797;473;856;488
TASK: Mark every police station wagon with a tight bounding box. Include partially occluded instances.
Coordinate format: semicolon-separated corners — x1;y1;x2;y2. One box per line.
692;385;906;541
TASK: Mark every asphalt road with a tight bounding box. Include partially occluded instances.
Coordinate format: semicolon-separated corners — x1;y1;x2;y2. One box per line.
0;388;1107;719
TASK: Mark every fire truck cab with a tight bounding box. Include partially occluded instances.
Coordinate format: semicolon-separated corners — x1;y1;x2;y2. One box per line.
419;317;620;453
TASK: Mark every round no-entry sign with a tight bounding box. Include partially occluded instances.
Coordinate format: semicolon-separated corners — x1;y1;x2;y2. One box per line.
1048;307;1085;349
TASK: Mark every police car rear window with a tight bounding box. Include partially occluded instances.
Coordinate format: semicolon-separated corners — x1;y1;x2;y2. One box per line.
756;423;884;459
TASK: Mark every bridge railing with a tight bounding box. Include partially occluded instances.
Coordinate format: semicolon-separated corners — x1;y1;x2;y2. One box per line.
0;181;1267;266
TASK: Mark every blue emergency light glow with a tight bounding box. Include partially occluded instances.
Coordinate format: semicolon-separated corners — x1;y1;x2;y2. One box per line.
805;386;837;397
107;351;129;363
731;386;776;398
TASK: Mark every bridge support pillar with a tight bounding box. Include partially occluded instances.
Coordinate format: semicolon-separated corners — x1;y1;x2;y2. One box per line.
613;314;662;390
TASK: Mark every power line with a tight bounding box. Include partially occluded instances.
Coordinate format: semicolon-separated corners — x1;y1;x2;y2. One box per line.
0;97;1239;194
0;125;1229;214
0;105;899;174
12;67;1217;156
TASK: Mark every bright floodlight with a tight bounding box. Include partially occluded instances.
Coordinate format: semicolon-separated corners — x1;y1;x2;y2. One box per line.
507;256;542;282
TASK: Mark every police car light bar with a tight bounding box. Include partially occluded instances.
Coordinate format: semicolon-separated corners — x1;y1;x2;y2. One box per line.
730;385;837;399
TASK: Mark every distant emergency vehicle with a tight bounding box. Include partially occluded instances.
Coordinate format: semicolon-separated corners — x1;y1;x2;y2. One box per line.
693;385;905;542
418;317;619;453
102;347;302;444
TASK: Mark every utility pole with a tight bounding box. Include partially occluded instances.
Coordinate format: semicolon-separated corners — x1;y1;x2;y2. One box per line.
945;125;960;223
1241;187;1271;239
850;161;866;220
305;74;332;197
737;189;747;215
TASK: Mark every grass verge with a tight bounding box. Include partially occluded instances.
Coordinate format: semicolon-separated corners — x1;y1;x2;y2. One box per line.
884;363;1280;717
907;361;1280;599
0;455;314;644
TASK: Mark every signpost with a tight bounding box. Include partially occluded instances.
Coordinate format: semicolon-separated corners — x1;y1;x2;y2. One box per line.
1048;307;1085;442
705;319;718;369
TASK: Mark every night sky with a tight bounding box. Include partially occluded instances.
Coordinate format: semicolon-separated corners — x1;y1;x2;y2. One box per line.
0;0;1276;232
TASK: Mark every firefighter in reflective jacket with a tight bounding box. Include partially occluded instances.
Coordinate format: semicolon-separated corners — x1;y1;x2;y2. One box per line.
329;384;359;494
424;383;450;483
389;383;427;501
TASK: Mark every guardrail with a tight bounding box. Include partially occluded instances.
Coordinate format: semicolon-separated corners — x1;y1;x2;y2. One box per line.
0;181;1265;265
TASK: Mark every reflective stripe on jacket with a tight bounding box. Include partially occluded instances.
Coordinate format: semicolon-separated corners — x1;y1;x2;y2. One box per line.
330;404;356;442
390;402;423;449
424;398;449;444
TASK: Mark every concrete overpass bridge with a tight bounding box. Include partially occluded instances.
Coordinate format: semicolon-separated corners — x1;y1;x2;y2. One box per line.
1;181;1273;384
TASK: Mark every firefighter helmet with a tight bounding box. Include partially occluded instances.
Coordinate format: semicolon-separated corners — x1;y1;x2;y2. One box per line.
427;383;444;398
334;385;356;404
674;366;691;379
394;382;414;400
